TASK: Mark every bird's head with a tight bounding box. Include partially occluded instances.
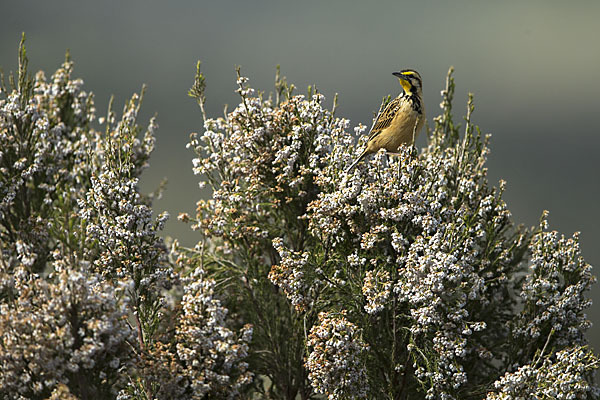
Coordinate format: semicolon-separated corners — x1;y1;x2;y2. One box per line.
393;69;423;96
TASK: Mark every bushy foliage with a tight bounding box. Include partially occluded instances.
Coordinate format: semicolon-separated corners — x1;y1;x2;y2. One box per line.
0;37;597;399
184;63;599;399
0;38;251;399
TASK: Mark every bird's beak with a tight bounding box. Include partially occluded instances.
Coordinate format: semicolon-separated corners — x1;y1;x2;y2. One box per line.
392;72;405;79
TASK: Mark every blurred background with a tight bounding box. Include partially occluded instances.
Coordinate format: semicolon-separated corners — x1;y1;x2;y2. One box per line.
2;1;599;348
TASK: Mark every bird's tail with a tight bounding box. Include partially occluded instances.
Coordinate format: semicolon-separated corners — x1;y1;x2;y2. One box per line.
346;149;368;172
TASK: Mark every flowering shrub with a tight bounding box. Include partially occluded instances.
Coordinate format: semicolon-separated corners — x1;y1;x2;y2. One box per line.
486;346;598;400
0;266;133;398
1;38;251;399
185;63;599;399
1;36;597;399
305;311;369;399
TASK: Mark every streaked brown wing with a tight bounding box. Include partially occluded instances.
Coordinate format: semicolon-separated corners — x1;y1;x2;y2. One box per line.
368;97;402;141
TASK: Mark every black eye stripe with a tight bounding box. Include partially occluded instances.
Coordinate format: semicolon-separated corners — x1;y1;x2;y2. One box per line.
409;77;422;87
400;71;422;85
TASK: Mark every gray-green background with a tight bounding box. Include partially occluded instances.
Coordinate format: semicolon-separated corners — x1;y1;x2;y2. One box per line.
2;1;599;349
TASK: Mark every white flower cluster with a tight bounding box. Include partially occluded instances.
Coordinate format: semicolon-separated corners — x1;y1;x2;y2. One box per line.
187;78;354;244
486;346;599;399
513;224;595;352
0;60;97;272
79;155;172;295
69;85;175;302
0;266;133;398
116;261;255;400
362;269;392;314
175;267;254;399
269;237;312;312
306;312;370;399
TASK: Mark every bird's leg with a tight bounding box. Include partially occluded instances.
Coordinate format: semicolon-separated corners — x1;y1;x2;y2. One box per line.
412;116;421;144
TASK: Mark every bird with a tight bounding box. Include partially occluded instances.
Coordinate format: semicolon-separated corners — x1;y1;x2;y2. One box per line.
347;69;425;172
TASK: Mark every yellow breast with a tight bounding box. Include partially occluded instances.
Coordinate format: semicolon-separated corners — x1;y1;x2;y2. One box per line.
367;102;425;154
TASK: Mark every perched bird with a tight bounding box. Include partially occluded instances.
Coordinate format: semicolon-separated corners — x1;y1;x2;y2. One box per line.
347;69;425;171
